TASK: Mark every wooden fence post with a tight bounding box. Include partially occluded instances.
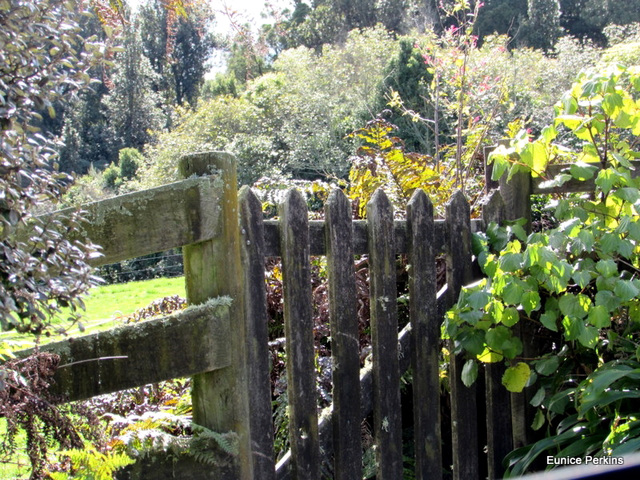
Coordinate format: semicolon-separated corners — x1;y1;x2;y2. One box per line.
482;191;513;479
325;189;362;480
407;189;442;480
279;189;320;479
238;186;276;479
498;166;534;451
367;189;403;480
179;152;253;479
446;190;479;480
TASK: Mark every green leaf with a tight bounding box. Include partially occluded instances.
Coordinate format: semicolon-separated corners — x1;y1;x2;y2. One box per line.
458;329;486;356
502;363;531;393
521;291;541;316
477;348;503;363
588;305;611;328
486;326;512;351
614;280;640;302
467;290;491;310
596;290;621;310
559;293;591;319
461;359;478;387
538;174;572;190
502;337;524;359
531;387;546;407
556;114;584;130
541;124;557;143
572;270;592;289
501;306;520;327
531;409;545;430
580;384;640;414
535;356;560;376
602;92;623;117
540;311;559;332
562;315;581;340
578;325;599;349
499;252;523;273
570;162;598;181
503;281;525;305
613;187;640;203
596;259;618;277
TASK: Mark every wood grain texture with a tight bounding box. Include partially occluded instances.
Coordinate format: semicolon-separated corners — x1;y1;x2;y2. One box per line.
325;189;362;480
239;186;276;479
26;300;230;402
180;152;253;480
367;189;403;480
280;189;320;480
73;176;221;266
407;189;441;480
446;190;479;480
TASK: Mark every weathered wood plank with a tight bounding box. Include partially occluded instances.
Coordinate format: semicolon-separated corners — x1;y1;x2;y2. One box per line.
407;189;441;480
263;219;483;257
70;176;222;266
499;167;531;232
482;191;513;479
239;187;276;479
325;189;362;480
179;152;253;480
367;189;403;479
498;165;535;451
280;189;320;479
23;299;231;402
446;190;480;480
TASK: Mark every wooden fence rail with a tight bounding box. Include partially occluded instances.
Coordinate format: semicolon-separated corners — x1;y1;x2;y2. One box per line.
13;152;631;479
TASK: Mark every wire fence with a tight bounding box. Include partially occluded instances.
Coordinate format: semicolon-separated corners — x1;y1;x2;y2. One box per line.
97;249;184;284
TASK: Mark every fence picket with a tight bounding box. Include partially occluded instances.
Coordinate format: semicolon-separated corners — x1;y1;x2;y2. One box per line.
482;191;513;479
446;190;480;480
239;187;276;479
279;189;320;479
325;189;362;480
367;189;403;479
407;189;442;480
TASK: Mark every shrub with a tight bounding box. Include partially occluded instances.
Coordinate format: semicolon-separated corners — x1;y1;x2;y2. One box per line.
446;65;640;474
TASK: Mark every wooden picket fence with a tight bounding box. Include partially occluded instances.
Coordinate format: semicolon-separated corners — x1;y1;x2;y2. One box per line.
24;151;639;479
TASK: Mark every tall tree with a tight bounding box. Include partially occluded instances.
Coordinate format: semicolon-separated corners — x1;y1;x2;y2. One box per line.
520;0;562;50
138;0;215;106
104;22;163;151
370;38;434;154
474;0;527;41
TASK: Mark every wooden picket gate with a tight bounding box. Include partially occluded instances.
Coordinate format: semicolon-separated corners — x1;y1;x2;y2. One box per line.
28;151;540;479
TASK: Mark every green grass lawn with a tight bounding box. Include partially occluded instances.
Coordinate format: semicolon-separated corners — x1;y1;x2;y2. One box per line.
0;276;186;345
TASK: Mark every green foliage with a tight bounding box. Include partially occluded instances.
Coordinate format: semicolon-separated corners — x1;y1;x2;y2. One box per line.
371;38;434;154
118;148;142;180
104;22;164;152
138;0;215;106
142;26;397;187
447;66;640;473
0;0;104;335
49;447;134;480
108;412;238;469
520;0;562;51
348;117;455;216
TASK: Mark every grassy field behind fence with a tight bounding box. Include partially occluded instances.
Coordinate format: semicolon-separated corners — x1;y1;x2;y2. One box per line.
0;276;186;344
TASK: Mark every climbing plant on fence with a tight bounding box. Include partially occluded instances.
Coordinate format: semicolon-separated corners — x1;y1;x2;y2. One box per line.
446;65;640;475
